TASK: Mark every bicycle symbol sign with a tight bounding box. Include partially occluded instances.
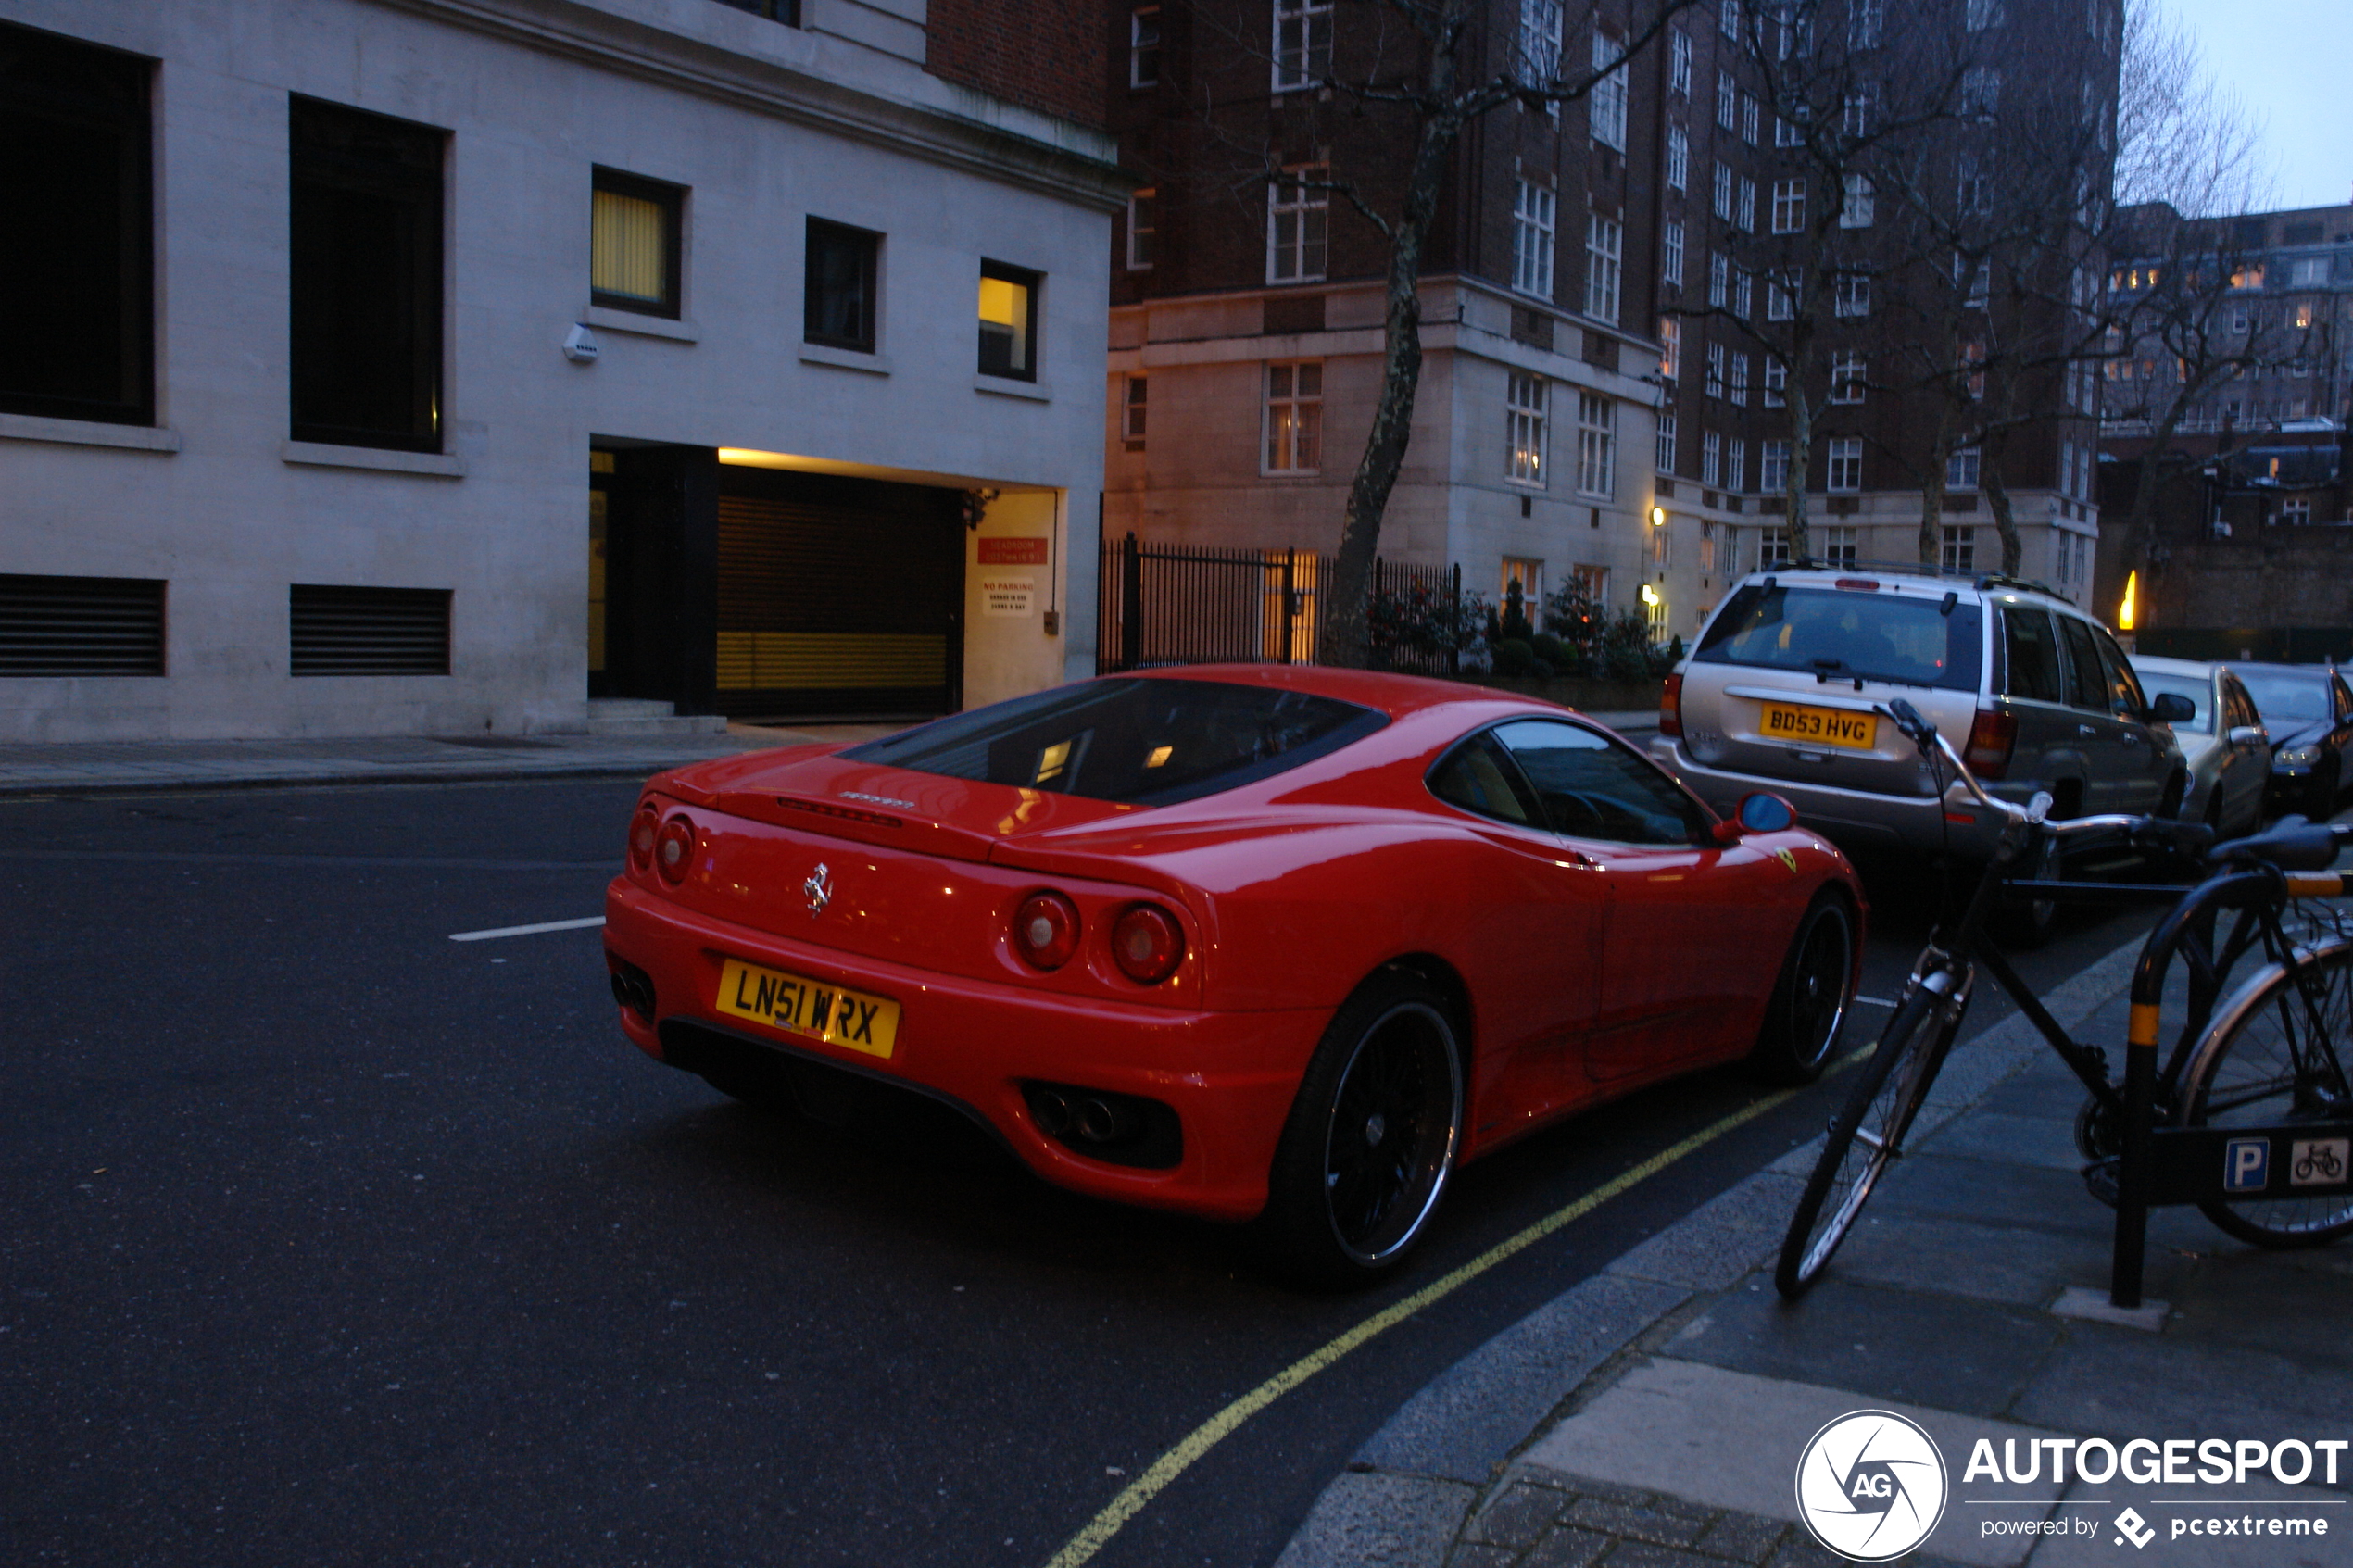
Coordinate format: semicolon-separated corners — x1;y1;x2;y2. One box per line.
2292;1138;2349;1187
2223;1137;2270;1193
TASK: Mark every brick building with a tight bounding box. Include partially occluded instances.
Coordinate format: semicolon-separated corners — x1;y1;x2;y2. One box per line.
1103;0;2121;652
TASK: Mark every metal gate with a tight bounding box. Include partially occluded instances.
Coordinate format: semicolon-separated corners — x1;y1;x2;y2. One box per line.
1096;533;1323;672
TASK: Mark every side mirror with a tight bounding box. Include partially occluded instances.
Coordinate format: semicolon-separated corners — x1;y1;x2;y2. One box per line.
1715;790;1800;842
2148;692;2196;724
2227;725;2267;747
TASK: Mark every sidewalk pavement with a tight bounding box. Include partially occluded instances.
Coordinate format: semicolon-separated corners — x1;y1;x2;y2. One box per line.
0;709;1659;798
1275;939;2353;1568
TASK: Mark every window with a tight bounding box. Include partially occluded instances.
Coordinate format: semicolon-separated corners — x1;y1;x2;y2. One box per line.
1831;352;1865;403
1827;437;1862;491
1761;438;1790;492
1775;110;1805;148
1645;591;1670;643
591;170;682;318
1848;0;1882;47
1713;163;1733;221
1663;220;1685;287
1491;720;1704;843
1717;70;1736;131
1843;83;1878;140
1730;352;1751;405
1742;94;1760;146
1122;375;1148;445
1708;250;1729;307
1670;28;1692;94
1732;267;1752;319
1649;515;1672;568
1960;255;1989;307
1501;558;1546;621
1659;316;1681;379
1946;445;1980;490
1819;525;1857;567
1759;527;1792;568
2291;257;2328;287
1961;66;2002;118
0;21;153;425
1667;126;1689;191
1965;0;2004;30
1585;213;1621;321
1728;437;1747;491
1129;6;1161;87
1765;268;1795;320
1737;177;1756;232
1273;0;1332;89
1591;31;1628;147
1777;8;1813;56
290;96;444;452
2229;261;2264;290
1507;372;1547;485
1657;411;1680;472
1265;361;1322;470
1941;525;1977;573
1957;157;1989;213
1577;392;1616;496
1763;357;1786;407
977;260;1039;380
1833;270;1869;316
1126;189;1157;270
1520;0;1564;83
1702;429;1722;486
1720;0;1741;37
804;219;878;352
1267;168;1327;282
1842;173;1874;227
1770;178;1805;233
1705;341;1726;397
1513;181;1557;297
2282;495;2313;526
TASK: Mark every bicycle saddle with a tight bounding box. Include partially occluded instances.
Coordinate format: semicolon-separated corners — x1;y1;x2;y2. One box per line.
2207;815;2346;872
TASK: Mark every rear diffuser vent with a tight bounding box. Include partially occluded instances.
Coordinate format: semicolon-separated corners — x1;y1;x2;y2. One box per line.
289;584;450;676
0;573;165;675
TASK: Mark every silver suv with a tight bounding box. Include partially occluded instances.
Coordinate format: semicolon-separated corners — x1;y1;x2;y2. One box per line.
1650;566;2190;866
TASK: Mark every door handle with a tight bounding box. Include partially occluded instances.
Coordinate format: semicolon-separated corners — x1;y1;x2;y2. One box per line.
2078;724;2096;737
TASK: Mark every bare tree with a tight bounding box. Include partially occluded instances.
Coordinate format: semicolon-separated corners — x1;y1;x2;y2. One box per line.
2112;0;2275;217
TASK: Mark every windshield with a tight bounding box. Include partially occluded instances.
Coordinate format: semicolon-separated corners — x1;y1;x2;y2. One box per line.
839;678;1387;807
2133;671;2210;733
1695;584;1982;691
2238;670;2334;724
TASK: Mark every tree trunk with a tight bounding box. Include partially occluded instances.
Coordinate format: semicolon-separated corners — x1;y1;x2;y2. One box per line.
1982;429;2022;574
1783;389;1813;560
1323;54;1464;668
1919;415;1953;569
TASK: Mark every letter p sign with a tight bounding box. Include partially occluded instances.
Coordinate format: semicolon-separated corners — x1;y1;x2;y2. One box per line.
2224;1136;2270;1194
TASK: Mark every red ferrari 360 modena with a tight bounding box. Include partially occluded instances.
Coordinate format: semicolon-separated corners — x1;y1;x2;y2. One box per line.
603;666;1862;1285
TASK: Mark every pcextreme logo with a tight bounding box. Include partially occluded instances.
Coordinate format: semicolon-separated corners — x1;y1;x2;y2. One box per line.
1794;1410;1949;1562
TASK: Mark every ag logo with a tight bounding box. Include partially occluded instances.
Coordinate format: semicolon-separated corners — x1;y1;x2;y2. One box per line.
1793;1410;1947;1561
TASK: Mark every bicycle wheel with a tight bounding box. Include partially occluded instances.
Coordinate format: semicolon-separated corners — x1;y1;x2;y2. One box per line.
2179;936;2353;1247
1776;971;1968;1298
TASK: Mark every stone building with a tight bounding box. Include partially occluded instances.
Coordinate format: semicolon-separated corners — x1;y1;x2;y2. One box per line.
0;0;1121;742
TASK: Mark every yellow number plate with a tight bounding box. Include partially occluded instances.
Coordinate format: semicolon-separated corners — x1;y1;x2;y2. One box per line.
715;958;899;1059
1759;702;1878;750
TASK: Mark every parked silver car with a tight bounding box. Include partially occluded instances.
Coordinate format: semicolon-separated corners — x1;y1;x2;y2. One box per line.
1652;566;2190;878
2127;655;2270;837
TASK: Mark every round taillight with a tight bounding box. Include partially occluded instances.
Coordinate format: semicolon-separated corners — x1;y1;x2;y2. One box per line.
654;815;696;884
628;805;661;870
1110;903;1185;985
1013;891;1080;970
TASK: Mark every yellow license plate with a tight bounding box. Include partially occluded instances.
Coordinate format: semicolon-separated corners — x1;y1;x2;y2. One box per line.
715;958;900;1059
1759;702;1877;750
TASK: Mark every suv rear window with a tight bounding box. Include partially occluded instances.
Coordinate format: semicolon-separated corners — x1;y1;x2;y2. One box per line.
1695;583;1982;691
841;677;1387;807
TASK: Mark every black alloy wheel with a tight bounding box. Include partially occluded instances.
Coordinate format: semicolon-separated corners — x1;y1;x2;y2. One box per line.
1260;972;1464;1288
1750;893;1856;1085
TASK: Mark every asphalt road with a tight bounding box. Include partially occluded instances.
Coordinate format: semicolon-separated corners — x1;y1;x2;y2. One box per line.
0;779;2166;1568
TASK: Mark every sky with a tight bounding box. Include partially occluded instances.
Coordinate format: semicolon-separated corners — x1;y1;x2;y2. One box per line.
2159;0;2353;212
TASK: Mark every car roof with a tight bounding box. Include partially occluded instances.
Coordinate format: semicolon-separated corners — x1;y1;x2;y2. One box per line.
2130;654;2222;679
1729;564;2075;609
1123;663;1573;722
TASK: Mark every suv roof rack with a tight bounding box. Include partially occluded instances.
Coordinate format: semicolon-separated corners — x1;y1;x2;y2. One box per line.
1756;558;2064;599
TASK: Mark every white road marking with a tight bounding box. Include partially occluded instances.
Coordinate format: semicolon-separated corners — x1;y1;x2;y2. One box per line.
1854;995;1896;1008
448;916;606;942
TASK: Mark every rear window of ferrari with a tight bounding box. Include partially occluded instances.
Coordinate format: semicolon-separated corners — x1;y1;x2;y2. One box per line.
841;678;1388;807
1696;583;1982;692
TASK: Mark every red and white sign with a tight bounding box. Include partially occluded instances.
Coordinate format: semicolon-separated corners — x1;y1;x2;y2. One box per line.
976;536;1050;564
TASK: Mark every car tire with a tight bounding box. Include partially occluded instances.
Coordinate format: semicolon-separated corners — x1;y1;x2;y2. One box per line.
2158;771;2187;820
2316;759;2342;822
1749;891;1856;1085
1257;971;1464;1290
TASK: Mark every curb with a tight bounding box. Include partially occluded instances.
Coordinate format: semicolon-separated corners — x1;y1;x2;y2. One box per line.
1272;936;2149;1568
0;759;712;800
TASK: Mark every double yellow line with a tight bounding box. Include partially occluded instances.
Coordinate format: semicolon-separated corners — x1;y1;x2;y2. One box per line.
1044;1075;1830;1568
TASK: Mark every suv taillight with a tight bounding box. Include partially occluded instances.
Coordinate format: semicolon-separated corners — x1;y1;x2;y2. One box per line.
1964;710;2018;780
1659;672;1684;739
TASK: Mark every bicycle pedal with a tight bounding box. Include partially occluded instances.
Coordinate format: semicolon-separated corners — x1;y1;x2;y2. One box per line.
2080;1159;2120;1210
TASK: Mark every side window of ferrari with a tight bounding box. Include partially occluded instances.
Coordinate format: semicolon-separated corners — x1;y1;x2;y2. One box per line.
1428;732;1541;826
1491;720;1705;846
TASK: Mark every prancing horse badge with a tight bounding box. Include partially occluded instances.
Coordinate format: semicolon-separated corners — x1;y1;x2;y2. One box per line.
803;862;833;916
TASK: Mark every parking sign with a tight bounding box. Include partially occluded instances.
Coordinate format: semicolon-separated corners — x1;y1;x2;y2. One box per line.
2223;1136;2270;1193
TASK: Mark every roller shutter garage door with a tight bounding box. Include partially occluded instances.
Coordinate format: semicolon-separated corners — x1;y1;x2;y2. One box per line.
714;470;963;720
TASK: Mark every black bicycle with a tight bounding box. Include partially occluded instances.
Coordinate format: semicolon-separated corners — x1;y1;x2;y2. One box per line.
1777;697;2353;1298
